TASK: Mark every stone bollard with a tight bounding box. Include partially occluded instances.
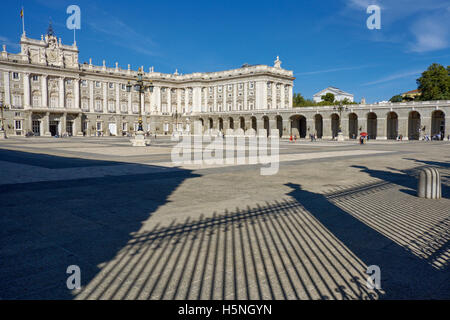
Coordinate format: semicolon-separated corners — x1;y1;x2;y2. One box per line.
417;167;441;199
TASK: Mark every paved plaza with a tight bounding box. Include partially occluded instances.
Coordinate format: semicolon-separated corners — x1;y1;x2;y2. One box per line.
0;136;449;300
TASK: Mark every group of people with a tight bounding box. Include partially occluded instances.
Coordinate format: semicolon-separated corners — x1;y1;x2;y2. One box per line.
423;132;447;141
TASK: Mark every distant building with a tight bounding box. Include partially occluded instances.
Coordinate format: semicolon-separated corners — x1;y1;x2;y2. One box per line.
402;89;421;100
313;86;354;103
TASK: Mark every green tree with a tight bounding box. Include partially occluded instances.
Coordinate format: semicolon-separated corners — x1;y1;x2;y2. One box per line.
321;93;335;103
389;95;403;102
416;63;450;101
293;93;306;107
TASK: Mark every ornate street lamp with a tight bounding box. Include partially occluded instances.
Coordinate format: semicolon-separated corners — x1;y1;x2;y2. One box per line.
333;101;348;141
126;67;154;146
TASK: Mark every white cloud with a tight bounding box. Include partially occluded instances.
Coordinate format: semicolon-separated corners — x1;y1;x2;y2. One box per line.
361;70;422;86
409;13;450;52
296;65;372;76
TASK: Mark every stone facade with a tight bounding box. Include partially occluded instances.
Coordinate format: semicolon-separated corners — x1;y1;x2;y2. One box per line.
0;31;294;137
0;31;448;140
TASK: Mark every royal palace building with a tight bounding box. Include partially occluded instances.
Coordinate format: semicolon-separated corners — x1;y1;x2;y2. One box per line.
0;28;294;137
0;29;449;140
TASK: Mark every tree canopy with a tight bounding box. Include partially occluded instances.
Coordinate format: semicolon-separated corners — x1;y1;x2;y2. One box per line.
416;63;450;101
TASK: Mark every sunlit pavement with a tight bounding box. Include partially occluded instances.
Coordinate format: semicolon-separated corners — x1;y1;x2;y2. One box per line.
0;136;449;299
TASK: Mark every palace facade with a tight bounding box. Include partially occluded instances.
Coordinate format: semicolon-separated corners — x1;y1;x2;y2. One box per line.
0;29;294;137
0;29;449;140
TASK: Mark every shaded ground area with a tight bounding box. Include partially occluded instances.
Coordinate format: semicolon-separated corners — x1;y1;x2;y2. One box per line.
0;138;448;299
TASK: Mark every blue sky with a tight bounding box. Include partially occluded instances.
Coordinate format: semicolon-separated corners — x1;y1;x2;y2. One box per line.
0;0;449;103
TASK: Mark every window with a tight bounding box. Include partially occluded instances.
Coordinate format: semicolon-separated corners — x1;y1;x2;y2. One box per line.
95;100;102;111
249;82;254;89
239;83;243;90
13;95;22;107
82;100;89;110
218;94;222;99
96;122;102;131
267;82;271;89
32;95;40;107
95;81;101;88
228;85;232;91
121;84;126;91
228;93;232;98
32;75;39;82
15;120;22;130
122;122;128;131
249;91;254;96
121;103;127;112
218;86;222;93
249;103;254;110
109;83;114;89
108;101;115;112
228;103;231;111
12;72;19;80
81;80;87;87
132;103;139;113
66;98;73;108
50;96;58;108
66;79;72;85
239;104;242;110
209;87;213;93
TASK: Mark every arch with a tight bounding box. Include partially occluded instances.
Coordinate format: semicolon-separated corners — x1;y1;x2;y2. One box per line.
408;111;421;140
367;112;377;139
431;110;445;139
314;114;323;138
251;117;257;131
275;115;283;138
208;117;213;130
199;118;204;132
331;114;340;138
228;117;234;130
239;117;245;130
290;115;307;138
263;116;270;136
348;113;358;139
218;117;224;131
387;112;398;140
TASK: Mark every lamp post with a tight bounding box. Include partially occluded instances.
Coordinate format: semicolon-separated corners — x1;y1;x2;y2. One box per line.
126;67;154;146
333;102;348;141
172;109;180;134
0;99;8;139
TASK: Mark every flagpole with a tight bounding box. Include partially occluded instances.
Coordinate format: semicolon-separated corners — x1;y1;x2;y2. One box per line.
21;7;25;36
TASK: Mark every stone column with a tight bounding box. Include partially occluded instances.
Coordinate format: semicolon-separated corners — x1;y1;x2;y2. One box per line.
74;78;80;109
398;117;408;140
193;87;201;113
43;112;51;136
61;112;67;134
177;89;181;113
323;117;332;140
280;84;285;109
154;86;161;113
89;80;94;112
445;116;450;140
59;77;65;108
167;88;171;113
41;75;48;107
184;88;189;113
222;86;226;111
23;73;30;109
102;82;107;112
244;82;248;110
282;119;291;138
3;71;10;106
341;116;349;139
271;82;276;109
288;85;293;109
377;117;387;140
115;82;120;114
233;83;237;111
423;116;431;138
307;118;314;137
262;81;268;110
75;115;83;136
213;86;217;112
